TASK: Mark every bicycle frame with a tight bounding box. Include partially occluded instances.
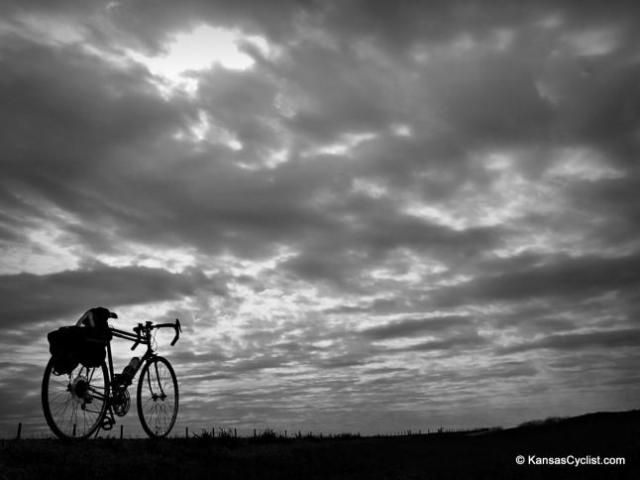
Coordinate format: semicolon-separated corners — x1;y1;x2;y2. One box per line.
108;319;181;386
93;320;181;434
108;325;155;383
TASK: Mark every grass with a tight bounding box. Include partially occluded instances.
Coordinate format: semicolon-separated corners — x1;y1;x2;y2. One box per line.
1;410;639;479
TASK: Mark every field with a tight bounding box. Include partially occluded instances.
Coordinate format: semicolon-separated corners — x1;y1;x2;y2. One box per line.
1;410;639;479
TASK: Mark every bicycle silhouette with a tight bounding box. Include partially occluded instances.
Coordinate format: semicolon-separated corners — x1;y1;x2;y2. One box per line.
42;307;182;439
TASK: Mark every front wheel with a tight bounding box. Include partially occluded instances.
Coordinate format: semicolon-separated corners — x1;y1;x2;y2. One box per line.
42;357;109;439
137;356;178;438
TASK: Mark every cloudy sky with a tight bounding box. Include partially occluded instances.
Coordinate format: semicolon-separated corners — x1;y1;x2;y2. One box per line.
1;0;640;437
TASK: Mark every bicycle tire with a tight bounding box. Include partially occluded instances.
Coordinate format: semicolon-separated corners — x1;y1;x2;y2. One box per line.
42;357;109;439
137;356;179;438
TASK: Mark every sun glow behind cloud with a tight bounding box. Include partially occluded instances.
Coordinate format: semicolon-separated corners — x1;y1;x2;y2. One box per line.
127;24;268;97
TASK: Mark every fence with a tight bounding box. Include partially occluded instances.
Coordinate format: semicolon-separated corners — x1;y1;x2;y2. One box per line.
5;422;485;441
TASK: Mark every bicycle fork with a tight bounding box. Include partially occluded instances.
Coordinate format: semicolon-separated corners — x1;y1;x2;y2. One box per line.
148;361;167;401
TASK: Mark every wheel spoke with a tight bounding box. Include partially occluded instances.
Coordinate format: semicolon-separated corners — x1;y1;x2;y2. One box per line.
42;358;109;439
137;357;178;438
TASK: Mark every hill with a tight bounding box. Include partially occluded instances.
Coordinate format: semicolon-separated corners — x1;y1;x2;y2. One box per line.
1;409;638;479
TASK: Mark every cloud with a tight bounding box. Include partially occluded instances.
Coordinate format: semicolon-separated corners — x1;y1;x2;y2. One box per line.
403;331;488;352
435;252;640;306
0;264;225;328
499;328;640;355
360;315;472;340
2;0;640;435
468;361;538;380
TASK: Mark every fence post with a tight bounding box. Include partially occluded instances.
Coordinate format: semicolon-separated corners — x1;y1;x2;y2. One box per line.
185;427;189;438
212;427;215;438
120;425;124;440
16;423;22;440
234;428;237;439
72;424;76;438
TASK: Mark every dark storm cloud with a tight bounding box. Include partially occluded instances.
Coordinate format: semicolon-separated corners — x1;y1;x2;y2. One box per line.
281;196;505;289
499;328;640;355
227;355;290;373
197;67;283;156
354;208;502;256
360;315;471;340
277;43;408;144
316;353;371;370
101;159;339;257
539;48;640;168
321;1;640;186
467;361;538;380
0;34;339;259
0;362;45;418
0;264;225;328
435;252;640;306
403;331;488;353
0;38;187;160
412;52;552;151
2;0;636;265
0;36;194;254
563;175;640;253
326;0;640;61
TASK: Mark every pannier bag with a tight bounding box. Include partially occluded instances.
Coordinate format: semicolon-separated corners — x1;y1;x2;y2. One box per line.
48;308;113;374
48;326;110;373
48;326;80;374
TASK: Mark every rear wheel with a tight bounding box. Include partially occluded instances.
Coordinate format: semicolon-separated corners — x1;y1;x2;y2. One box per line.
137;356;178;438
42;357;109;439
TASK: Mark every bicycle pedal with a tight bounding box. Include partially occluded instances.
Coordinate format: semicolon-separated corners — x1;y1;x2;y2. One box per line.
101;417;115;430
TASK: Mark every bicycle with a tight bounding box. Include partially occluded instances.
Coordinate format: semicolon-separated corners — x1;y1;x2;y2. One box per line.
41;310;182;439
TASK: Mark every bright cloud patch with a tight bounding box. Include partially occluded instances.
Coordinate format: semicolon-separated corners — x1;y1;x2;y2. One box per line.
127;24;268;96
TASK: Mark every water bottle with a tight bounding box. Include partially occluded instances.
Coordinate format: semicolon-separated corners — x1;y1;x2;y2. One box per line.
121;357;140;385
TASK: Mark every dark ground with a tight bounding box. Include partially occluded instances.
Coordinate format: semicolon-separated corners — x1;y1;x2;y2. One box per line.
1;410;639;479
